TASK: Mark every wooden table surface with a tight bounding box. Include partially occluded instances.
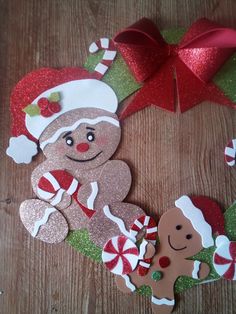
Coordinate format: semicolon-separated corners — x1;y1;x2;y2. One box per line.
0;0;236;313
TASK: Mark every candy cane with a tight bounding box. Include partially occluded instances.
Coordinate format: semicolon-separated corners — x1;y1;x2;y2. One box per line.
37;170;96;218
224;139;236;166
130;215;158;276
37;170;78;205
89;38;117;78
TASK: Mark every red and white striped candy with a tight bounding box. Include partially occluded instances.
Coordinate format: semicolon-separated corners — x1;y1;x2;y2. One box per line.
224;139;236;166
37;170;79;206
102;235;139;275
130;215;157;245
130;215;158;276
213;236;236;280
89;38;117;79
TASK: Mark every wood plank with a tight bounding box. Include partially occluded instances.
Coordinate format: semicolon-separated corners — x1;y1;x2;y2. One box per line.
0;0;235;313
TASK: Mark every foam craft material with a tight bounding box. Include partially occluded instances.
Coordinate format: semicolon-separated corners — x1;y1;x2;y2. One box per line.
224;139;236;166
6;20;236;314
115;195;228;314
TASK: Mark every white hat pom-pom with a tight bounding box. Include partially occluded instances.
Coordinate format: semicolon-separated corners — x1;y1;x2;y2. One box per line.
6;135;38;164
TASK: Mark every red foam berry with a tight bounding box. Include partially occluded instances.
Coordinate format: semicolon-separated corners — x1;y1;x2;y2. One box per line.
159;256;170;268
38;97;50;109
49;102;61;113
40;108;52;117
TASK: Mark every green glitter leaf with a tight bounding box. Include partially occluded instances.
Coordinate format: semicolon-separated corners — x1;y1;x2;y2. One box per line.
136;285;152;297
224;201;236;240
22;104;40;117
48;92;60;102
175;245;220;294
66;229;102;262
84;52;140;103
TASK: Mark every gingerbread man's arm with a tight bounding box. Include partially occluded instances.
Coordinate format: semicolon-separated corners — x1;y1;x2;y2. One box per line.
179;259;210;280
77;160;132;209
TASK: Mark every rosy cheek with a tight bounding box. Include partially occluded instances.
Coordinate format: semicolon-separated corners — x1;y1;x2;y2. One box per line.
56;143;70;154
95;136;109;146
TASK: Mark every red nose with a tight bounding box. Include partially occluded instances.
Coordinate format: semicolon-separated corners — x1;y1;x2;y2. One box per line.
76;143;89;152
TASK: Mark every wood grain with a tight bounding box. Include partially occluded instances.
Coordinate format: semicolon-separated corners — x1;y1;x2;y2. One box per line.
0;0;236;313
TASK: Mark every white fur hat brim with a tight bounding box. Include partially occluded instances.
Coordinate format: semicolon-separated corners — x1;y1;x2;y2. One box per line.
26;79;118;139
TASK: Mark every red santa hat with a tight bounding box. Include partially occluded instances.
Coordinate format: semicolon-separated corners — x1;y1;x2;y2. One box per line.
175;195;225;248
6;39;118;164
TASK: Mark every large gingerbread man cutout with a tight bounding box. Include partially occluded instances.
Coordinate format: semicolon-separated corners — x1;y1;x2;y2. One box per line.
115;195;226;314
7;42;145;248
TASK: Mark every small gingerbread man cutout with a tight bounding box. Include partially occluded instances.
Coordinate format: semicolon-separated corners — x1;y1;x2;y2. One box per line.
115;195;226;314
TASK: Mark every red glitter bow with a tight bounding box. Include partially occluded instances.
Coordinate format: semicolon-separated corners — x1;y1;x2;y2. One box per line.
114;18;236;119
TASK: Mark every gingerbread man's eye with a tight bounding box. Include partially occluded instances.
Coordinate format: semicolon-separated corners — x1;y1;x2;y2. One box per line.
66;136;74;147
186;234;192;240
87;132;95;142
176;225;182;230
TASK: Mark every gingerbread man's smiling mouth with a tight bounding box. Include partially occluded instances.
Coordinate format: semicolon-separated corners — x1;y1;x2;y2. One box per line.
168;235;187;251
66;151;103;162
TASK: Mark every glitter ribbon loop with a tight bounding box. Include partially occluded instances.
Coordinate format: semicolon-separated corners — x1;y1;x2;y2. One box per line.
114;18;236;117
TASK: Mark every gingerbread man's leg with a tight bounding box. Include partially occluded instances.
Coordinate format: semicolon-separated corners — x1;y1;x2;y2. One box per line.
88;202;145;248
150;280;175;314
20;199;69;243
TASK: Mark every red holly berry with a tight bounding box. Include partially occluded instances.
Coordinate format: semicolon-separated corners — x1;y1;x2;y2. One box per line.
37;97;61;117
49;102;61;113
38;97;50;110
40;108;53;117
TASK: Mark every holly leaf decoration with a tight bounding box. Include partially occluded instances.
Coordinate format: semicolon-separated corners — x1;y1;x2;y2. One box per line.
22;104;40;117
48;92;60;102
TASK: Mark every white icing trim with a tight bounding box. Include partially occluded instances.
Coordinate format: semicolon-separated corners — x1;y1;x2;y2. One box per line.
192;261;201;279
43;172;60;191
138;240;148;259
151;296;175;306
139;261;150;268
67;178;78;195
147;226;158;234
103;50;117;60
31;207;56;237
144;216;150;226
37;187;55;200
95;63;108;75
40;116;120;149
103;205;136;241
130;229;138;238
122;275;136;292
175;195;214;248
100;38;109;49
50;189;65;206
87;182;98;210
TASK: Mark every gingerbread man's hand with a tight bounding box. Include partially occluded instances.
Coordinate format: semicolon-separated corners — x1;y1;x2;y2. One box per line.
55;193;72;210
197;262;210;280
